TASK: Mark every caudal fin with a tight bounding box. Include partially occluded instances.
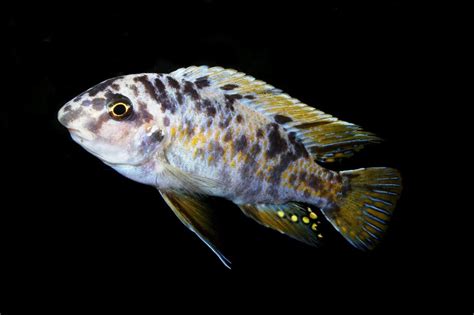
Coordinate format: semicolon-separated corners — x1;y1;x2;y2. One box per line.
321;167;402;250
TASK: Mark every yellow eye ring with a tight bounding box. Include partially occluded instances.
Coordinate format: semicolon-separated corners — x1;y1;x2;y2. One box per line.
108;101;133;120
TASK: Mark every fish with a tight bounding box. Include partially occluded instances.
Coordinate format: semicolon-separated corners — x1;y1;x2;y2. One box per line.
57;66;402;268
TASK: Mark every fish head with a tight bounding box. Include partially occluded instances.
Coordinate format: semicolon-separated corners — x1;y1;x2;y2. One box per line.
58;74;167;174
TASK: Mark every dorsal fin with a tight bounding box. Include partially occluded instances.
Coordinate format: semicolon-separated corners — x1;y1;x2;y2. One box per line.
171;66;381;162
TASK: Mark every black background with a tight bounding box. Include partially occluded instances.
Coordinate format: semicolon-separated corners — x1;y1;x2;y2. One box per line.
2;1;464;311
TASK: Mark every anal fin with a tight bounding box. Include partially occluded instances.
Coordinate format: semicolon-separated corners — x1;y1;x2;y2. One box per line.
159;190;231;268
238;203;324;247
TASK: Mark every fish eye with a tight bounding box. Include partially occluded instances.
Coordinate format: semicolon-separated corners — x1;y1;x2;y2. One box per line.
108;101;133;120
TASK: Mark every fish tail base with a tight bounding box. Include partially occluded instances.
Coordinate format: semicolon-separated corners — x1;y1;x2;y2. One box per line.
321;167;402;250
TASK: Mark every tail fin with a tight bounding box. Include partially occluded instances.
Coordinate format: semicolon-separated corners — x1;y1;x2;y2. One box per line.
321;167;402;250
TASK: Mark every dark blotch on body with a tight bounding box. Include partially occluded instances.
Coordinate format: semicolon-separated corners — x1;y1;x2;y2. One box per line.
224;94;242;111
154;78;166;93
86;112;109;133
155;78;176;113
176;91;184;105
60;107;83;125
167;76;180;89
131;85;139;97
151;130;164;143
134;76;157;100
203;99;216;117
92;98;106;111
163;116;170;127
132;77;175;115
266;123;287;158
274;114;292;124
234;135;248;152
250;143;261;156
183;81;200;100
81;100;92;107
269;151;296;186
289;174;297;186
111;83;120;91
219;116;232;129
210;141;225;162
256;129;264;138
288;132;309;158
195;76;210;89
221;84;238;91
240;143;262;186
87;78;120;97
137;101;153;124
308;174;323;192
236;115;243;123
223;130;233;142
299;171;308;182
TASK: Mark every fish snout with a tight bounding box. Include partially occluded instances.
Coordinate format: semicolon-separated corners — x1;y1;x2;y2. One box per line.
57;103;95;141
58;103;75;128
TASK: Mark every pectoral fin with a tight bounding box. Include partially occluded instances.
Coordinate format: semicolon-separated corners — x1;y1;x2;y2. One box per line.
158;190;232;269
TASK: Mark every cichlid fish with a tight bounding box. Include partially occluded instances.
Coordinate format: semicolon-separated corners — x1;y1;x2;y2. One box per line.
58;66;402;268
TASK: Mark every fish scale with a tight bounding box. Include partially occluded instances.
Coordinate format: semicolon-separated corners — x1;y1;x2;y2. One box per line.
57;66;402;268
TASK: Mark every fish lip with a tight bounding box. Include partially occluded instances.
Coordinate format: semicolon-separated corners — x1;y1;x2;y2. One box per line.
71;133;155;167
69;128;95;142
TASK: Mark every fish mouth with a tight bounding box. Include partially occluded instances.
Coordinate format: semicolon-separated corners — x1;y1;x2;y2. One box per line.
69;128;95;142
70;132;155;167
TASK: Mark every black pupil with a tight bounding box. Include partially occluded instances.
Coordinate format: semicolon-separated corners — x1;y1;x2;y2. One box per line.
114;104;127;115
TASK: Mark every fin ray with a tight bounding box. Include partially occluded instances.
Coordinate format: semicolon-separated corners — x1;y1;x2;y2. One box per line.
237;203;323;247
158;190;231;268
320;167;402;250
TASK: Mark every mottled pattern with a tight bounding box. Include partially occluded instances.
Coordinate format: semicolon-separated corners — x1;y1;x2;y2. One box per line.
58;68;346;209
58;66;401;266
153;70;342;207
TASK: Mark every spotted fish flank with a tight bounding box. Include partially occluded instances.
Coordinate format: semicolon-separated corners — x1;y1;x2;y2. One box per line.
58;66;402;268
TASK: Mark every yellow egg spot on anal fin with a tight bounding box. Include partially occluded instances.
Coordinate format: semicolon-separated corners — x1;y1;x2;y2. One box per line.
291;215;298;222
311;223;318;231
277;211;285;218
317;233;323;238
302;216;310;224
309;212;318;220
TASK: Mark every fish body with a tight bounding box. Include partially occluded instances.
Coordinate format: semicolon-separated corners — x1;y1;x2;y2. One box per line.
58;66;402;267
